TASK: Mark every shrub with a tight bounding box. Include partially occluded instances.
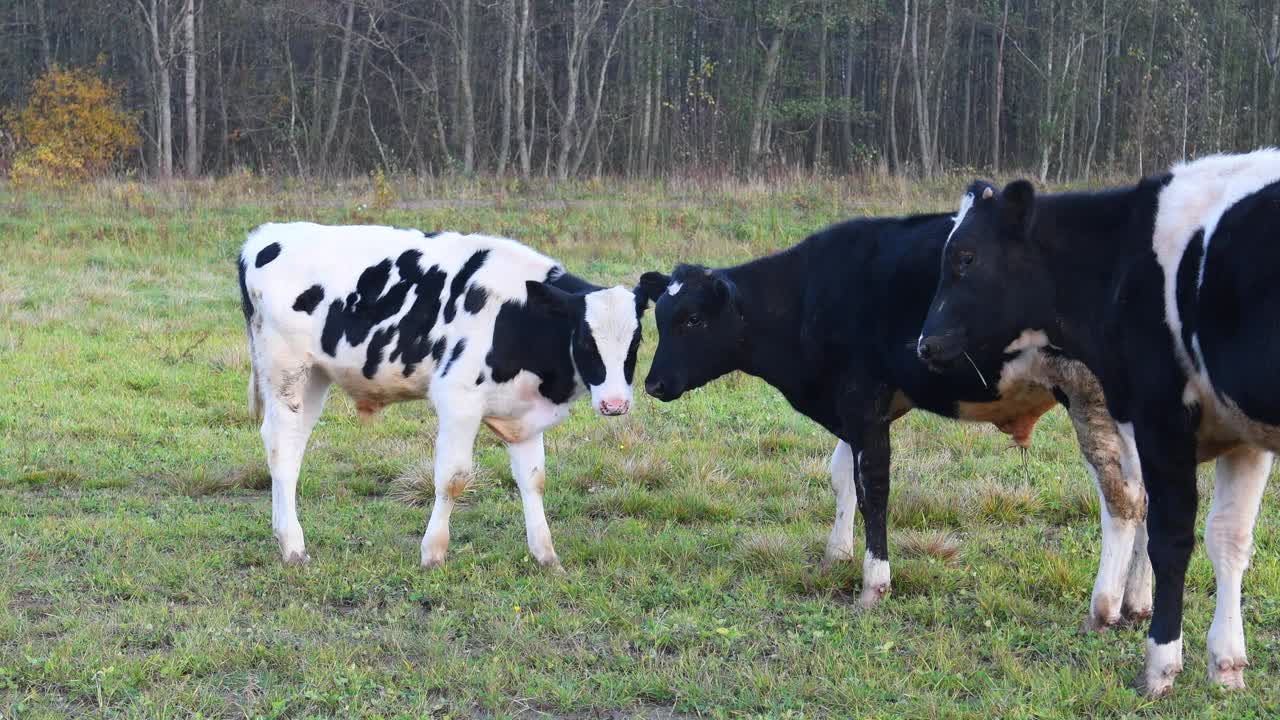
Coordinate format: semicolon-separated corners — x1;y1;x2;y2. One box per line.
5;64;138;186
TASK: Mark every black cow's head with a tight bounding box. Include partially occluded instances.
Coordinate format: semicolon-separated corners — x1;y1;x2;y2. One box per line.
525;281;646;416
918;179;1052;371
636;264;746;402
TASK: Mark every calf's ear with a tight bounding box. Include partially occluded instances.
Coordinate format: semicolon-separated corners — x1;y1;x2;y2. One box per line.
1000;180;1036;236
637;271;671;303
524;280;576;318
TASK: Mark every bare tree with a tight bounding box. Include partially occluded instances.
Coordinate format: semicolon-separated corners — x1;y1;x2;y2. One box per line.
322;0;357;169
182;0;197;176
137;0;177;177
992;0;1010;173
748;4;789;172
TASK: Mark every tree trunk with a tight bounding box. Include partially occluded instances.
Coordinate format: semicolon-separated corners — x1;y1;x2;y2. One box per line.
908;0;934;178
497;0;517;174
35;0;52;69
992;0;1010;174
841;18;855;170
182;0;197;176
516;0;532;175
814;6;828;170
143;0;174;178
459;0;476;172
322;0;356;168
558;0;603;179
887;0;909;173
961;16;975;165
1137;0;1158;174
574;0;637;175
1084;0;1106;180
747;18;786;173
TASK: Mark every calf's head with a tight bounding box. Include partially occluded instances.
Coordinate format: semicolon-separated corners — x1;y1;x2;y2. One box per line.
525;282;644;416
636;265;746;402
919;180;1053;371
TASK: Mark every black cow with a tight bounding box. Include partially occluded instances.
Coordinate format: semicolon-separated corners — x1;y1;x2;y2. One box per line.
638;213;1151;625
919;149;1280;696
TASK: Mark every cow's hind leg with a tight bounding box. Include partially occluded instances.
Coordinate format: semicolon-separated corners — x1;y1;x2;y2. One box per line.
1205;446;1271;690
262;360;330;564
420;404;482;568
822;440;858;568
507;433;561;570
1122;515;1154;622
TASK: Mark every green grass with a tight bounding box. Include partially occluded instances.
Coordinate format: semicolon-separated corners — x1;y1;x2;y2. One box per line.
2;177;1280;718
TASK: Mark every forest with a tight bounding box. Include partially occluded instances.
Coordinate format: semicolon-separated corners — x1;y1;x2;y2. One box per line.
1;0;1277;180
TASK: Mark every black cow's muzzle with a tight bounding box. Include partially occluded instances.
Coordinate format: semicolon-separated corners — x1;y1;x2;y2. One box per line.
916;333;966;372
644;376;683;402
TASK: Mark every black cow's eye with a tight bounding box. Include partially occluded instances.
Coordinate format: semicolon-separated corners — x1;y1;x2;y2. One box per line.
956;250;975;271
683;314;702;328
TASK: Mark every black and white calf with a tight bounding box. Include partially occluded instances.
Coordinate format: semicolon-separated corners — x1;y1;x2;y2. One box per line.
238;223;644;569
638;215;1151;623
920;149;1280;695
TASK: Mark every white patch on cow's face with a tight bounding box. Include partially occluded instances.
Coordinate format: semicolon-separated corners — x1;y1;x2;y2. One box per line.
583;286;639;416
667;281;683;296
944;192;976;249
1003;329;1049;354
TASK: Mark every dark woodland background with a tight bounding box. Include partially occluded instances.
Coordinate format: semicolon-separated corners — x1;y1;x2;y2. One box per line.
2;0;1277;179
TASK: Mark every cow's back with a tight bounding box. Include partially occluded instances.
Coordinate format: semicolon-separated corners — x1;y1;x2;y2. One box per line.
239;222;560;411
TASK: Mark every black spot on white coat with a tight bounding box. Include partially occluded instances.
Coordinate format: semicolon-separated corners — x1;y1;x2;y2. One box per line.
293;284;325;314
444;250;489;323
255;242;282;268
464;285;488;314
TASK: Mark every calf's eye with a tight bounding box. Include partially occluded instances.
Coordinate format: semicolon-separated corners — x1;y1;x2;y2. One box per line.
683;314;702;328
957;250;975;270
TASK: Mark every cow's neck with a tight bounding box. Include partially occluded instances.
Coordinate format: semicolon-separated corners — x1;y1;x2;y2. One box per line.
721;245;809;389
1030;182;1162;369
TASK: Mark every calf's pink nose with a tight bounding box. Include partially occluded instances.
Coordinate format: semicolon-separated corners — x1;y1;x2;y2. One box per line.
599;398;630;416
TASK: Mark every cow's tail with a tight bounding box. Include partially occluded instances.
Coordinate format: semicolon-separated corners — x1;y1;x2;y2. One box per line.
238;256;264;423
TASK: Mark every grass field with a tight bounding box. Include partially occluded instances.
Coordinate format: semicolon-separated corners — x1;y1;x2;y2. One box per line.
2;175;1280;719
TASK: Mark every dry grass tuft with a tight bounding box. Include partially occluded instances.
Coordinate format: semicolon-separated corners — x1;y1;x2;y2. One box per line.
171;465;271;497
971;481;1044;524
738;530;802;568
389;460;489;508
894;529;962;564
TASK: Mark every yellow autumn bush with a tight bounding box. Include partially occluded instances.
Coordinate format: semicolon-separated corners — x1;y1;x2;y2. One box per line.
6;65;138;186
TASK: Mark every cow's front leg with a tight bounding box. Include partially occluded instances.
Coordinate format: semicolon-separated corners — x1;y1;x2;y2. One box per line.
852;422;892;609
822;440;858;568
421;407;482;569
1205;446;1270;690
507;432;562;571
1131;418;1198;698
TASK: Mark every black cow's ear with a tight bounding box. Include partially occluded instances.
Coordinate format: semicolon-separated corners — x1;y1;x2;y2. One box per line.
637;271;670;302
1001;180;1036;235
524;280;575;317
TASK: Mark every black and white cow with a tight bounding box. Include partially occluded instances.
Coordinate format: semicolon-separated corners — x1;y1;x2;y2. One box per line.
919;149;1280;695
637;214;1151;624
238;223;645;569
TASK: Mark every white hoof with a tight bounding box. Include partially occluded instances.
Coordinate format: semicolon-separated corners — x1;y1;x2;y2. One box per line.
1139;637;1183;698
275;526;307;565
858;583;889;610
1088;593;1121;632
1209;655;1248;690
821;545;855;570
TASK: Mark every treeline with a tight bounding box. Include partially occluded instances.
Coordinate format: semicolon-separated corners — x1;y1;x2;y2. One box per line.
1;0;1277;180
